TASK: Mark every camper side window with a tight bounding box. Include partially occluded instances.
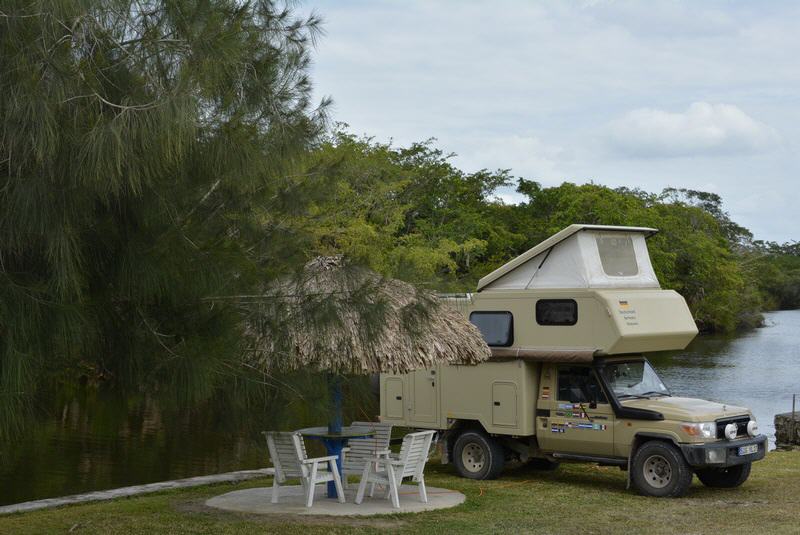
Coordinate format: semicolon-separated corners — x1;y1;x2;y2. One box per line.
557;366;607;404
469;311;513;347
536;299;577;326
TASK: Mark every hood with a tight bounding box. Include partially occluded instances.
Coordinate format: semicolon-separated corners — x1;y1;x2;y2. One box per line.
621;396;750;422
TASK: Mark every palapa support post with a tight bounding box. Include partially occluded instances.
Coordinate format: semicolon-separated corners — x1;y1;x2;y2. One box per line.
324;373;345;498
329;373;343;434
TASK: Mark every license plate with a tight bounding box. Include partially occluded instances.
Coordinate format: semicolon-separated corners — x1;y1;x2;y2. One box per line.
738;444;758;456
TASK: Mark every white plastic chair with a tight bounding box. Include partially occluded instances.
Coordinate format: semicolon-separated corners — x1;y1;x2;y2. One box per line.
263;431;345;507
340;421;393;489
354;429;436;509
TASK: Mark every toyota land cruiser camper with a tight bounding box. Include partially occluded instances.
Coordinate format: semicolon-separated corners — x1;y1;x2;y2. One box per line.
380;224;766;497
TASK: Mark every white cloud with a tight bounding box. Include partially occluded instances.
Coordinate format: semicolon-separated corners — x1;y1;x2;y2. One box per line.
607;102;780;158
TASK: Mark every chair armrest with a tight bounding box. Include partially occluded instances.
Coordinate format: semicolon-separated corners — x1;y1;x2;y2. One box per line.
302;455;340;464
341;447;351;453
365;456;405;467
375;449;392;457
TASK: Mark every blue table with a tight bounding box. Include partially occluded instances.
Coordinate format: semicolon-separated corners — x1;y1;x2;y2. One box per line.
297;426;375;499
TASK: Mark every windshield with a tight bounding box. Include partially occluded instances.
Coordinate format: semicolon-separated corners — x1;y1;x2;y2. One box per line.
600;360;670;398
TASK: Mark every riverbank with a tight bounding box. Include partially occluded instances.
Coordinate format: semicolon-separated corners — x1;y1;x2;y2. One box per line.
2;451;798;534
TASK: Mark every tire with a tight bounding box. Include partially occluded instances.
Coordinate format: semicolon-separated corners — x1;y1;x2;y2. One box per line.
631;441;693;497
452;430;505;480
527;458;560;471
696;463;751;488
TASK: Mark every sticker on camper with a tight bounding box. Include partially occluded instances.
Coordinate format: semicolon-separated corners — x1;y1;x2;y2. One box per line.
565;421;607;431
617;299;639;326
541;387;550;400
555;410;587;419
550;423;566;433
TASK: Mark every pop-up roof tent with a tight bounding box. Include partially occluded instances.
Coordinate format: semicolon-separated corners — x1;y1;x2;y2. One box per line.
477;224;659;291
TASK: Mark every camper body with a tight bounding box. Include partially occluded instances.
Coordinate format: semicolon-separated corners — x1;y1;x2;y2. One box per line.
380;225;767;497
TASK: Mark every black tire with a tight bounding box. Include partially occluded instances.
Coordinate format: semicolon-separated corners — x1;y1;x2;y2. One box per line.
696;463;751;488
452;430;505;480
631;441;693;497
527;458;560;471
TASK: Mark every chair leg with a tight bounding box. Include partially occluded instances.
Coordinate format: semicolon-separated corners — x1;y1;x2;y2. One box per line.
330;461;345;504
369;460;378;497
386;465;400;509
355;463;371;505
306;464;318;508
271;477;280;504
418;475;428;503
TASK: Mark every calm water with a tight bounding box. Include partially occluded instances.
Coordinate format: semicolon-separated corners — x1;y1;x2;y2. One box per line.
648;309;800;446
1;310;798;506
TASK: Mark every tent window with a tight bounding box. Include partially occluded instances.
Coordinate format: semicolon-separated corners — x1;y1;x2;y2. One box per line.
536;299;577;326
596;235;638;277
469;311;513;347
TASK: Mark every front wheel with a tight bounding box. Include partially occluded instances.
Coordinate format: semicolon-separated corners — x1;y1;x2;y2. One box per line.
631;441;693;497
452;430;505;480
696;463;751;488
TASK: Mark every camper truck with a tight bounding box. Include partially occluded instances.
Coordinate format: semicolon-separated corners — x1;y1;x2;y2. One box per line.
380;224;766;497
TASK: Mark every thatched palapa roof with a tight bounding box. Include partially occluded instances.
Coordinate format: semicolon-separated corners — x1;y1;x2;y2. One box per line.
243;256;490;375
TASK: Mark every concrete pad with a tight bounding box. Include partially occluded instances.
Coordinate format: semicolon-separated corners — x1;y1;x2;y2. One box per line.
205;484;465;516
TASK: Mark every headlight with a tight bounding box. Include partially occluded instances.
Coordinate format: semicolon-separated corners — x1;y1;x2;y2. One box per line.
747;419;759;437
681;422;715;438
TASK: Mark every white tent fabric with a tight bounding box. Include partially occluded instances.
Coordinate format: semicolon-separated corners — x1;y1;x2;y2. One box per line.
482;230;660;291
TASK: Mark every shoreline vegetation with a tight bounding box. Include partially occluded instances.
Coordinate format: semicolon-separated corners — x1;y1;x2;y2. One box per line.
1;450;798;534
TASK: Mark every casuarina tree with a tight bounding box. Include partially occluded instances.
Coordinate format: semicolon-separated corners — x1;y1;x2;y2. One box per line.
0;0;329;437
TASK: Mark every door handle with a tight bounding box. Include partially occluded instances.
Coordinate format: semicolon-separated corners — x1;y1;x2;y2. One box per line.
395;396;402;400
493;401;501;406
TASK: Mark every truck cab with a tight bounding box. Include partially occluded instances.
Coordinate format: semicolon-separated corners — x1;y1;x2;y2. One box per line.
380;224;767;497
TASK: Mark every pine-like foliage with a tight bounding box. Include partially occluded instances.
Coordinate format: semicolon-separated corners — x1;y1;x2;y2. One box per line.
0;0;328;437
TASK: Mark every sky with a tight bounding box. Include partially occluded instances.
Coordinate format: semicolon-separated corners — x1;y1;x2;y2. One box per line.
306;0;799;243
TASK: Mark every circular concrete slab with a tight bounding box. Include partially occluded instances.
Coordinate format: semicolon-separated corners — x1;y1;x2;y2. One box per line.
205;484;465;516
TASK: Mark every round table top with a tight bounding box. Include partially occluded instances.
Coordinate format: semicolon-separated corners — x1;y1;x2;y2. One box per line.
296;425;376;439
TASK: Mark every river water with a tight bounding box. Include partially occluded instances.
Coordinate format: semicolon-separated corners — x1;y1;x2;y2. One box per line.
1;310;798;506
648;309;800;445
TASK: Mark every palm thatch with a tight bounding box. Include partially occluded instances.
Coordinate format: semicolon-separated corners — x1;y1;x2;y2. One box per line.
242;256;490;375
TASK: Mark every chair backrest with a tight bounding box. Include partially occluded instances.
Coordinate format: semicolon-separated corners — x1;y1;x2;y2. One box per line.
396;430;436;479
342;421;394;470
264;431;307;482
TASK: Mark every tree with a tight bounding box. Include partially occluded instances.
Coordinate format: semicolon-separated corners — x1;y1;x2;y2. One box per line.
0;0;328;437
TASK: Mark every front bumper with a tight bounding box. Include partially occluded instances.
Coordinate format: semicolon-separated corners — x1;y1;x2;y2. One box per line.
680;435;767;468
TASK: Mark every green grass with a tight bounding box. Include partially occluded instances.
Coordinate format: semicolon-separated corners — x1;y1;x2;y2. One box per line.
2;451;799;534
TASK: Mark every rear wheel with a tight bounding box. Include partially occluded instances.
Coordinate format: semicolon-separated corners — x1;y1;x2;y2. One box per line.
452;430;505;480
696;463;751;488
631;441;693;497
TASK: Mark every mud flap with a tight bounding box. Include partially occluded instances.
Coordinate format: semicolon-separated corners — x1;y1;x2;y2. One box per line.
626;454;632;490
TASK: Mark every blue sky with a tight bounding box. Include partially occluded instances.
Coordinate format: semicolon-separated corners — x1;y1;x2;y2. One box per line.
307;1;799;242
